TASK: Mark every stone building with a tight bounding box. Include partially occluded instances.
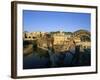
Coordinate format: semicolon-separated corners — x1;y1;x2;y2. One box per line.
52;31;72;45
23;30;91;53
23;31;46;41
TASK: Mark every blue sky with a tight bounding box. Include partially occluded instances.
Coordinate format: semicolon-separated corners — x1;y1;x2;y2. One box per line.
23;10;91;32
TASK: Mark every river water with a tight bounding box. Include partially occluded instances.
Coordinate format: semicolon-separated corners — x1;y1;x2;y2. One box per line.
23;49;90;69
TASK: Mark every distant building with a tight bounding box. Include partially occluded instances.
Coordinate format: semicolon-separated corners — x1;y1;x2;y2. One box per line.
23;32;46;40
52;31;72;45
23;29;91;53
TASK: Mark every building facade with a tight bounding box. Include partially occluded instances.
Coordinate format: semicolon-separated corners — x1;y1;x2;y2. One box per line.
23;30;91;53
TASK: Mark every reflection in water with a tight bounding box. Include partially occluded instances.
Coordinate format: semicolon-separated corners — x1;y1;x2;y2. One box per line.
23;46;90;69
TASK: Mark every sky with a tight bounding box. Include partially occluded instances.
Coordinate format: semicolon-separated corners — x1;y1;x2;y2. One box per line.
23;10;91;32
